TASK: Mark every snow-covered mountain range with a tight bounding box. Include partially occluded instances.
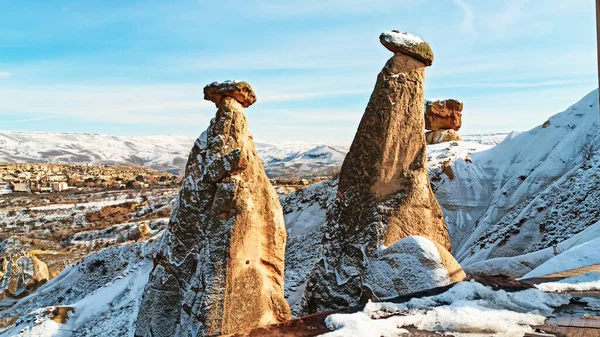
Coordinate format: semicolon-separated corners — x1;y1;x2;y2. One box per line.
0;131;507;178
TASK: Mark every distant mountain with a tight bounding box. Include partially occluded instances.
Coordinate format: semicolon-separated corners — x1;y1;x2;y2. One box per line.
0;132;194;176
0;131;507;178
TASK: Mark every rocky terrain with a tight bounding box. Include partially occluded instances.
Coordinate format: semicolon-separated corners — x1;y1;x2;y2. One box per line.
0;188;175;303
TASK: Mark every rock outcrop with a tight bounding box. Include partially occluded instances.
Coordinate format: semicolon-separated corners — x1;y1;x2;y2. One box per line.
424;99;463;144
364;236;465;300
425;129;462;144
299;31;451;315
424;99;463;131
135;81;291;337
0;253;49;300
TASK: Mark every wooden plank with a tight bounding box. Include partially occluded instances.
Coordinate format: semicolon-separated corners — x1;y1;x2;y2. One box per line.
536;325;600;337
547;316;600;329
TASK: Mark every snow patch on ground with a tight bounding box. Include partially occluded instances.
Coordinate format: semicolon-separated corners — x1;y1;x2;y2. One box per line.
523;236;600;279
321;281;570;337
536;272;600;293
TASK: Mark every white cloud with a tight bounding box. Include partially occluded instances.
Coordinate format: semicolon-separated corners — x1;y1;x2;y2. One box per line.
261;89;370;103
0;83;370;127
0;71;10;78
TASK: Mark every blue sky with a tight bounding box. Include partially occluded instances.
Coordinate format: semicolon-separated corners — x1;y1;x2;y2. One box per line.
0;0;597;143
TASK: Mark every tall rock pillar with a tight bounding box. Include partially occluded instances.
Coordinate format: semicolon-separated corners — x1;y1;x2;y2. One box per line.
300;30;451;314
135;81;291;337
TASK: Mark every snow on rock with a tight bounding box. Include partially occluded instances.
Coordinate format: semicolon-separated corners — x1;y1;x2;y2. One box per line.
380;30;425;47
536;272;600;293
364;236;465;300
321;281;571;337
523;237;600;279
0;238;159;337
379;30;434;66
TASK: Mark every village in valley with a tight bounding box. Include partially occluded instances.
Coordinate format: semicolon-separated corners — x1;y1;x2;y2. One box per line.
0;163;179;195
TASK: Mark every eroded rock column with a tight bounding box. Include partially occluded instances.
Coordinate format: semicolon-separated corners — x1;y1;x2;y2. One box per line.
135;81;291;337
300;30;451;314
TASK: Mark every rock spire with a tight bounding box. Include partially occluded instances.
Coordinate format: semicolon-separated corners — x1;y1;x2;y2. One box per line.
300;30;451;314
135;81;291;337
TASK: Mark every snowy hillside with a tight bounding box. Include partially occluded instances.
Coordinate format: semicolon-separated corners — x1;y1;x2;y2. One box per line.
0;240;158;336
434;89;600;267
256;142;349;179
0;132;194;175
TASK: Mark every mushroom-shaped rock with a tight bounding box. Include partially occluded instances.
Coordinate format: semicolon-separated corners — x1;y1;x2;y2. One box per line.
380;30;434;66
425;99;463;131
204;80;257;108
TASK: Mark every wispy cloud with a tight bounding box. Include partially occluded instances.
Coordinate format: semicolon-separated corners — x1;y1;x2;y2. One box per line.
0;71;10;78
452;0;475;34
430;79;595;90
261;89;370;103
1;115;61;124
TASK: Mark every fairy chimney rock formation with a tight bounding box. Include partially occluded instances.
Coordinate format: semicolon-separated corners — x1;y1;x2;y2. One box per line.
300;30;451;315
135;81;291;337
425;99;463;144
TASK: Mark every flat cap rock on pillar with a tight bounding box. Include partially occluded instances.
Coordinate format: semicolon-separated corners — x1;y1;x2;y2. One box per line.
204;80;257;108
380;30;434;66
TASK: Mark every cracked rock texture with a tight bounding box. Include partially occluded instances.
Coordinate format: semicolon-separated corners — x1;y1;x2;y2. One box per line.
299;31;450;315
135;82;290;337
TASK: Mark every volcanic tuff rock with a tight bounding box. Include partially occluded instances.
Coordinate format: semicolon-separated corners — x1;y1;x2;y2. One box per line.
424;99;463;131
299;31;451;315
0;253;49;300
364;236;466;301
425;129;462;144
135;81;291;337
379;30;434;66
204;80;257;108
